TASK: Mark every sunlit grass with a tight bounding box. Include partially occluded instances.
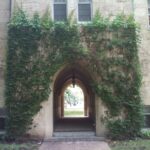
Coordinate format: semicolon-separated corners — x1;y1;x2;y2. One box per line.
0;142;38;150
64;108;84;117
110;139;150;150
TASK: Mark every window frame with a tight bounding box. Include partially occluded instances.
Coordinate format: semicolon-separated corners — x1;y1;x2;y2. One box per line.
77;0;92;23
144;105;150;128
148;0;150;27
53;0;68;22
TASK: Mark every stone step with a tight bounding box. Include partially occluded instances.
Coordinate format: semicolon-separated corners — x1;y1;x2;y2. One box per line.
45;136;105;142
53;131;95;137
44;132;105;142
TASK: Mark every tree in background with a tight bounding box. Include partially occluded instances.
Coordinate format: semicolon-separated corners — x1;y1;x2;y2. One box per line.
64;88;78;107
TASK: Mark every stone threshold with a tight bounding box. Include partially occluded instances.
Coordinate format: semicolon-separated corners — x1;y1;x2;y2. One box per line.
44;131;105;142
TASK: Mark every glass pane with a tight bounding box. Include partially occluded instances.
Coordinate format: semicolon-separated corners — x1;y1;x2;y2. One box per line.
144;106;150;114
54;4;67;21
54;0;66;4
148;8;150;14
148;0;150;8
144;115;150;128
0;117;5;130
78;4;91;21
79;0;91;3
144;106;150;128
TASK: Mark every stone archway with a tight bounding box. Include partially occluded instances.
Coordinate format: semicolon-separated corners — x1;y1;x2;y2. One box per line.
53;65;96;132
28;65;106;139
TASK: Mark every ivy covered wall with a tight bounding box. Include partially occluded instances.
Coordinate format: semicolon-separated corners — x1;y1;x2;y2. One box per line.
5;9;143;140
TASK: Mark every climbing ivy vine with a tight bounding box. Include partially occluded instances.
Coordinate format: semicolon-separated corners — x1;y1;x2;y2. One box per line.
5;9;143;140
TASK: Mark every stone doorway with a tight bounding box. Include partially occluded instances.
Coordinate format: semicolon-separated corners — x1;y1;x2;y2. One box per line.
53;66;96;132
28;65;106;139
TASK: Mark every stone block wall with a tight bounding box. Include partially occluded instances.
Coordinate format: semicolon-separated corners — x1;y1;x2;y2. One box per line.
0;0;148;138
0;0;10;108
14;0;133;19
134;0;150;105
0;0;150;110
93;0;132;16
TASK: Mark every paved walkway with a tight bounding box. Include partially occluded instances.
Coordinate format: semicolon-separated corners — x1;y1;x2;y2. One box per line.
39;141;111;150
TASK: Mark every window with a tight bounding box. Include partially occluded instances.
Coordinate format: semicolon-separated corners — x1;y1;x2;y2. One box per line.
0;108;6;131
78;0;92;22
144;106;150;128
0;117;5;131
148;0;150;25
54;0;67;21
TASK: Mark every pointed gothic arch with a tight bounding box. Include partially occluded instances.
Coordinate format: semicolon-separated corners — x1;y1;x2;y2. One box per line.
29;64;106;138
53;65;96;132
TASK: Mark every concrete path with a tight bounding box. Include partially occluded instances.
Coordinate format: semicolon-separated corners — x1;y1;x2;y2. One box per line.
39;141;111;150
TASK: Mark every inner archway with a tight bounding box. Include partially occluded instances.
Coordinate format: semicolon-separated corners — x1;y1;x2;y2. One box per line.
64;84;85;117
53;66;96;132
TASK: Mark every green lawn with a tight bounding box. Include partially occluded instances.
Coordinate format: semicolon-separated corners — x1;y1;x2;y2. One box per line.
110;139;150;150
64;108;84;117
0;143;38;150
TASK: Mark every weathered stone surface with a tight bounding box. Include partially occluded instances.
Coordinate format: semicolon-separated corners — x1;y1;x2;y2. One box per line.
0;79;5;107
0;0;10;108
0;0;150;138
0;24;8;39
0;0;10;23
0;11;10;23
0;0;10;10
39;141;111;150
14;0;133;19
133;0;150;105
93;0;132;16
12;1;149;106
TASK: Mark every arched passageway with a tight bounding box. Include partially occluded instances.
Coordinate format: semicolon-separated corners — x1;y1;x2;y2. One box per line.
64;84;85;118
53;66;95;132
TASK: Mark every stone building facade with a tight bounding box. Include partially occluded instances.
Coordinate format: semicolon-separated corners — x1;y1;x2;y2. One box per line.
0;0;150;139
